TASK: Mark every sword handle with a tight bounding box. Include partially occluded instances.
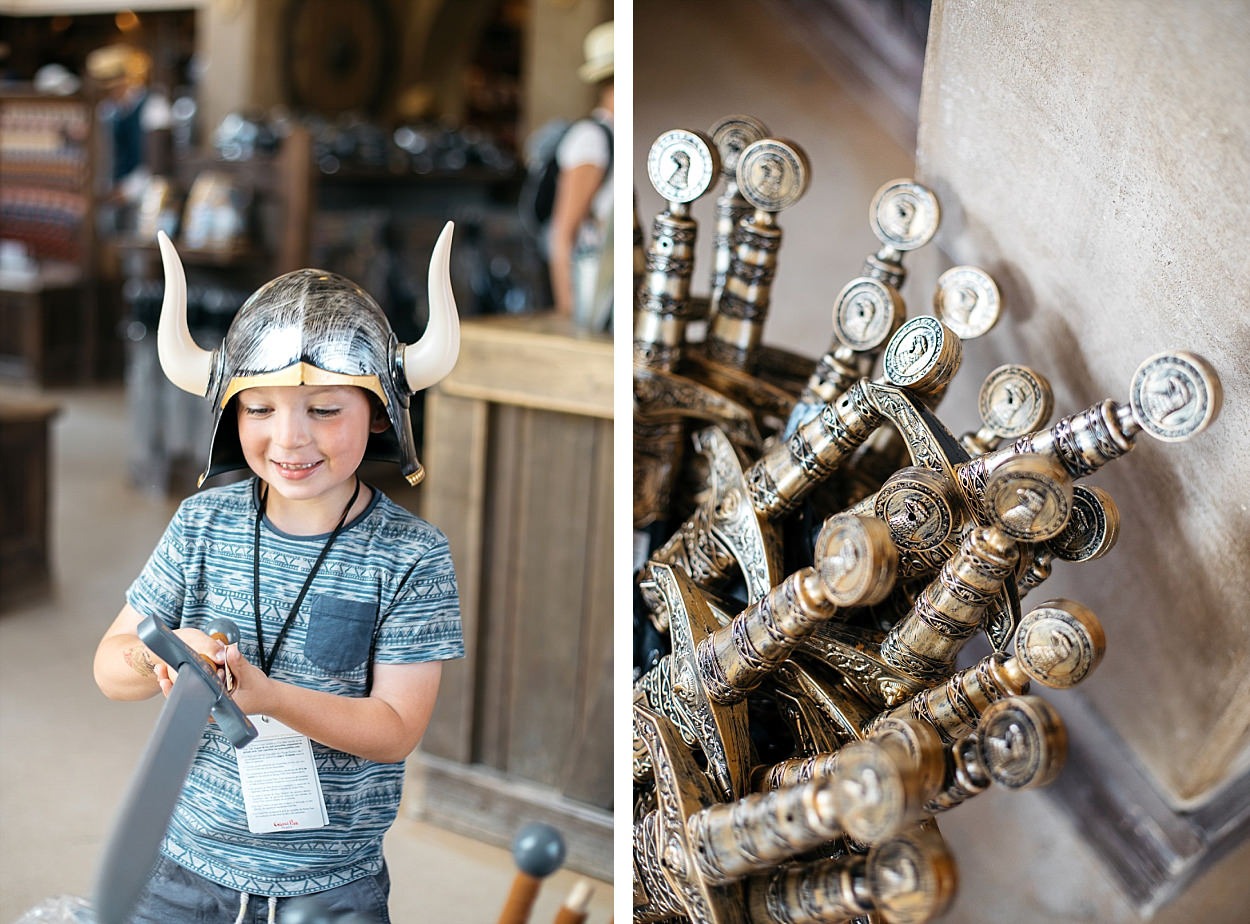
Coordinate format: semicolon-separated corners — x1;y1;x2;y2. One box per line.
137;616;256;747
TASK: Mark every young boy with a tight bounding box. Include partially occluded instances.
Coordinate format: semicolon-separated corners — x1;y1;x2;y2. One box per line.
93;224;463;923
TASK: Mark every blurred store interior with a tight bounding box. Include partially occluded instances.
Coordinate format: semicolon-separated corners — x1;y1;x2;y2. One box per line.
0;1;612;921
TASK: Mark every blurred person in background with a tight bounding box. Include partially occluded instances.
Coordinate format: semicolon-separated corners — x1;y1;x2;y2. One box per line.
548;20;613;331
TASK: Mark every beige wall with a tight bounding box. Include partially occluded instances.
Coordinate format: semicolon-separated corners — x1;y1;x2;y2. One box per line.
522;0;611;137
918;0;1250;809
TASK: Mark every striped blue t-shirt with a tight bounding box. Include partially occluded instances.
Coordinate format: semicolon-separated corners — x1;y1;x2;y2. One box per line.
126;477;463;896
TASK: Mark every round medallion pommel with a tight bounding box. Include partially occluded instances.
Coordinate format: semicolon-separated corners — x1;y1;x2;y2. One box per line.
883;316;963;395
813;513;898;607
869;179;940;252
1048;484;1120;563
1013;598;1105;689
647;128;720;204
934;265;1001;340
833;276;906;352
1128;351;1221;442
736;138;810;213
874;467;960;554
977;365;1054;442
977;695;1068;790
983;453;1073;543
709;114;769;182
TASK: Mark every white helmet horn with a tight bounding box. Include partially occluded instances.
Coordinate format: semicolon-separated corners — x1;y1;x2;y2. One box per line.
156;230;214;396
401;221;460;393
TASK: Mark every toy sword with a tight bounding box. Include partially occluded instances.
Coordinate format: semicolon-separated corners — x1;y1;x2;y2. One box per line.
93;616;256;924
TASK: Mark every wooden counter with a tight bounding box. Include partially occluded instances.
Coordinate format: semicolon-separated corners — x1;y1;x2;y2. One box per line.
406;314;613;879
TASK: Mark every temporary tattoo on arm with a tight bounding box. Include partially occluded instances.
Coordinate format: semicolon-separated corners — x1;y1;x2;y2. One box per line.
123;645;157;679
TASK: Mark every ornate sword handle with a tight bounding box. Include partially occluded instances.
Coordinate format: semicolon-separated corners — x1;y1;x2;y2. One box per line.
636;128;721;371
707;114;770;322
137;616;256;747
964;351;1221;497
925;694;1068;814
879;453;1074;682
749;825;957;924
870;598;1104;742
696;515;897;704
705;137;810;370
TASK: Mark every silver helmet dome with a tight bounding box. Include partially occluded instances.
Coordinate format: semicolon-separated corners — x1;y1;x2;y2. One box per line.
156;221;460;487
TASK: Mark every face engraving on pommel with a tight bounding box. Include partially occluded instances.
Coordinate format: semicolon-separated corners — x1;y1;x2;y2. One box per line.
984;453;1073;543
710;114;769;179
813;514;898;607
882;316;961;392
155;221;460;485
834;277;904;352
1014;599;1105;689
934;266;1001;340
875;468;956;553
736;139;809;213
1128;351;1221;442
869;180;940;251
668;150;692;189
648;129;719;205
978;364;1053;440
979;696;1067;790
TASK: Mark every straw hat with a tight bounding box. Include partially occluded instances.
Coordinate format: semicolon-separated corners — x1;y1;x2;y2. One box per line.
578;21;613;84
86;44;151;86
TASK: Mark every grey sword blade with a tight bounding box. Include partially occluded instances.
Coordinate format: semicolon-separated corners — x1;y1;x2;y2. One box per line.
92;671;218;923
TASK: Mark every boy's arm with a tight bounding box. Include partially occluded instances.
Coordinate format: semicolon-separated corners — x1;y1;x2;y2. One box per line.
94;603;221;702
224;648;442;764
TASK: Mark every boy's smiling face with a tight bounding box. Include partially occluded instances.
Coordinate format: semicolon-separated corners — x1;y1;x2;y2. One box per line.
235;384;388;512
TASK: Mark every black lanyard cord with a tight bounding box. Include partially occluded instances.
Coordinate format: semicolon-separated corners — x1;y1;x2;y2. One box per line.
252;477;362;676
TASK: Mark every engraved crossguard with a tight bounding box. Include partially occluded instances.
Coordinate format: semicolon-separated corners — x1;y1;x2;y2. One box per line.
635;516;896;793
648;316;964;602
868;598;1105;743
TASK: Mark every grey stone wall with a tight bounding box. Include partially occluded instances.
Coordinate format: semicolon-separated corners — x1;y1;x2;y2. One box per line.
917;0;1250;809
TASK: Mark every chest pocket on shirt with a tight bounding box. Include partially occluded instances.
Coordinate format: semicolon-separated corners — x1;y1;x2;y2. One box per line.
304;596;377;672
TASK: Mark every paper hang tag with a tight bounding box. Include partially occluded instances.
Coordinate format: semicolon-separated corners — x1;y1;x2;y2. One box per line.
235;715;328;834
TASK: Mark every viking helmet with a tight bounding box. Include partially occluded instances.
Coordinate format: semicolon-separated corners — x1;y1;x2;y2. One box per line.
156;221;460;487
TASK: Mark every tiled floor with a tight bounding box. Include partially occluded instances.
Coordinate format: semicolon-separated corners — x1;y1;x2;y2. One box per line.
0;385;614;923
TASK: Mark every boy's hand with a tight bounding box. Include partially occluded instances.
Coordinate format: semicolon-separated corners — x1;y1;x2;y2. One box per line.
153;627;227;698
220;644;272;715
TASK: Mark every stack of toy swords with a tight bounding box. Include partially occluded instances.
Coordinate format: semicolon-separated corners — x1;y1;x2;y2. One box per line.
631;117;1223;924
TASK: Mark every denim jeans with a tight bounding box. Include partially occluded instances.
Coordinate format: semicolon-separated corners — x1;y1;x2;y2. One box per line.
128;854;391;923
